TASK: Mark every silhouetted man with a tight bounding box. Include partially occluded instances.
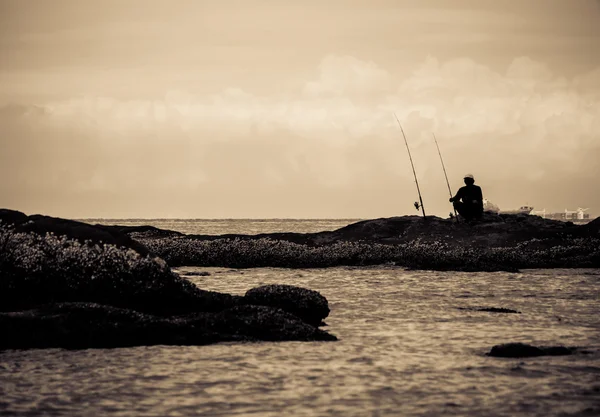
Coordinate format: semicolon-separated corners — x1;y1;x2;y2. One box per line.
449;173;483;221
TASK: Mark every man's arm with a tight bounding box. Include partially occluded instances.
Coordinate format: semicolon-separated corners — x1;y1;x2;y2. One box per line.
450;187;463;202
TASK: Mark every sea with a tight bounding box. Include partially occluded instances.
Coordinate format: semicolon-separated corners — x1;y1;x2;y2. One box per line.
1;219;599;417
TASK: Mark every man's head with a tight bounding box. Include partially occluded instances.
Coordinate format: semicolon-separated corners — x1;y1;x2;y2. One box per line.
464;173;475;185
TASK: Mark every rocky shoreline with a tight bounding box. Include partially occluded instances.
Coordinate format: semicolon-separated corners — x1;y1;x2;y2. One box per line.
0;209;335;349
1;208;598;350
119;211;599;272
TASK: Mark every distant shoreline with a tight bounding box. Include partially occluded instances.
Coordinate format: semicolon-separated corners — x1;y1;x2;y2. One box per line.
3;208;599;272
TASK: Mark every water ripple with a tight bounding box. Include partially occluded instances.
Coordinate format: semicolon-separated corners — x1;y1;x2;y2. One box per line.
1;267;599;416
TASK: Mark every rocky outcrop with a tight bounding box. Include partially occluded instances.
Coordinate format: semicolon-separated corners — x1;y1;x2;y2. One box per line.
243;285;330;326
134;212;600;272
487;342;576;358
143;211;591;247
0;229;228;316
298;211;593;247
0;208;151;256
186;305;335;343
0;302;335;350
40;205;591;274
0;209;337;349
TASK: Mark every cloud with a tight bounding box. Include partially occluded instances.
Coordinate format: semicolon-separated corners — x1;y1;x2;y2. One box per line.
303;55;392;97
506;56;553;82
1;54;599;217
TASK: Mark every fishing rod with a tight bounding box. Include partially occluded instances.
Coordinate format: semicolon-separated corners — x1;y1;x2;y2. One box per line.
393;113;426;219
432;132;458;221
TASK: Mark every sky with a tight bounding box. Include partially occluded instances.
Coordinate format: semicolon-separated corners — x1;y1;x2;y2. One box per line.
1;0;599;219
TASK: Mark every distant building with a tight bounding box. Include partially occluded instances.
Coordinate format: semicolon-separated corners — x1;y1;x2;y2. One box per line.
540;208;590;221
486;202;593;223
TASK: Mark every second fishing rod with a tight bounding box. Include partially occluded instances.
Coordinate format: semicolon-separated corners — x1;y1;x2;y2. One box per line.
393;113;457;221
432;132;458;221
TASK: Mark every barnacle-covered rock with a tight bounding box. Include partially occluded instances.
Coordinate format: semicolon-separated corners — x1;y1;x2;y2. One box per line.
134;213;600;272
0;223;236;316
243;284;330;326
0;208;150;256
0;210;338;349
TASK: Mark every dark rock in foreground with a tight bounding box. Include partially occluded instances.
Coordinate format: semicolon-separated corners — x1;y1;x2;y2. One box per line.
0;217;237;316
0;209;336;349
243;285;330;327
0;303;336;350
487;342;576;358
187;305;335;343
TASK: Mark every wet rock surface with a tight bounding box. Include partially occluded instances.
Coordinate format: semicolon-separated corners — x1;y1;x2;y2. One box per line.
0;303;336;350
243;285;330;326
0;209;336;349
487;342;576;358
186;305;335;343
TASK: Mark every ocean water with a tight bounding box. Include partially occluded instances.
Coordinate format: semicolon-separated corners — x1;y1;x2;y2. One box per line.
81;218;363;235
1;220;599;417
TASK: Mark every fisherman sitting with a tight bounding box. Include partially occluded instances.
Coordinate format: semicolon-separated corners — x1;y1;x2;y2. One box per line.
449;173;484;221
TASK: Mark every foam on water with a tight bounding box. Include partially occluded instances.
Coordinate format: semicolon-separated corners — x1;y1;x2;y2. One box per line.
2;267;599;417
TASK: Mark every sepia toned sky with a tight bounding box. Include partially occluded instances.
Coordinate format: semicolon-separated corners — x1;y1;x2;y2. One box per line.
1;0;599;218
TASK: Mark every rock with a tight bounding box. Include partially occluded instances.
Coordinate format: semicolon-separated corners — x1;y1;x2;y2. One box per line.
187;305;336;343
0;210;339;348
487;342;576;358
478;307;521;314
0;208;28;225
310;212;574;246
458;307;521;314
101;224;184;239
541;346;577;356
0;208;150;256
488;343;544;357
0;302;188;349
128;212;599;271
243;285;330;326
583;216;600;235
0;220;334;320
184;271;211;276
0;215;241;316
0;302;336;350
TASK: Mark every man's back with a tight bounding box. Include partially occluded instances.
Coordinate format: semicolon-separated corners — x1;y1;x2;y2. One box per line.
457;184;483;205
451;174;484;220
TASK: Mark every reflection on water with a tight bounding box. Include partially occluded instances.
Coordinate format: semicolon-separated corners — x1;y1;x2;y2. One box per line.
1;267;599;416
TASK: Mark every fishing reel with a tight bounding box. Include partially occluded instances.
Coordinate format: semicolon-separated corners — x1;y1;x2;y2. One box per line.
414;201;421;211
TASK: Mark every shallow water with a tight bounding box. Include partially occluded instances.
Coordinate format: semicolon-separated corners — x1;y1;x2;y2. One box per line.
2;267;599;416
